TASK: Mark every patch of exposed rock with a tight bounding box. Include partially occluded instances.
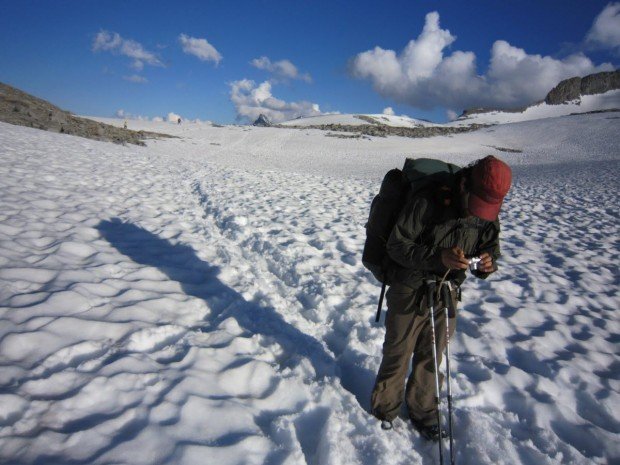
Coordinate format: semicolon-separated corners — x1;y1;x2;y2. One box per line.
545;70;620;105
277;123;489;139
354;115;382;125
460;105;530;118
0;82;173;145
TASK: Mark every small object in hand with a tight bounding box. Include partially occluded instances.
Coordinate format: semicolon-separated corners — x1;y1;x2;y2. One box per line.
468;257;482;271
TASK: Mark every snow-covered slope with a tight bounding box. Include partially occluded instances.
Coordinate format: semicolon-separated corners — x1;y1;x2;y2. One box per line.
0;112;619;465
262;90;620;129
90;111;618;179
278;113;437;128
448;89;620;126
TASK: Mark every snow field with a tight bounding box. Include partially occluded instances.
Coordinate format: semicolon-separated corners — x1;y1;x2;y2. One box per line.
0;113;619;465
277;113;436;128
0;123;400;465
93;110;619;180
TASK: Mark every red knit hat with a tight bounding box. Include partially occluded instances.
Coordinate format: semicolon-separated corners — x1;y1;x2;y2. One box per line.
468;156;512;221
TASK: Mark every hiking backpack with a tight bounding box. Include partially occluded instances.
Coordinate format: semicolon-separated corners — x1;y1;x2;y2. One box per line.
362;158;461;285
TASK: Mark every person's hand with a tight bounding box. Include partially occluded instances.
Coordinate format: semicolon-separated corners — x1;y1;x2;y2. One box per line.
441;246;469;270
477;252;494;273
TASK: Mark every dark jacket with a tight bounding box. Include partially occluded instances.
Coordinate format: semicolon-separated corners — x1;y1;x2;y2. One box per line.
385;187;500;290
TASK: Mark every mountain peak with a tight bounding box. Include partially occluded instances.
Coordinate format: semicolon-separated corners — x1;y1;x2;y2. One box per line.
253;114;271;127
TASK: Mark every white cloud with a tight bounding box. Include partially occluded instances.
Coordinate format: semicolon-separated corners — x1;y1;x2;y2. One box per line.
586;2;620;51
382;107;395;115
179;34;222;65
446;109;458;121
350;11;614;111
114;109;150;120
229;79;322;123
250;56;312;82
167;112;183;123
93;30;164;70
123;74;148;84
152;116;164;122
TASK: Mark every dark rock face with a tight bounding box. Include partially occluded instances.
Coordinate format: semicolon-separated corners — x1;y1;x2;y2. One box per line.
460;106;529;118
582;71;620;95
0;82;172;145
545;76;582;104
545;70;620;105
253;114;271;127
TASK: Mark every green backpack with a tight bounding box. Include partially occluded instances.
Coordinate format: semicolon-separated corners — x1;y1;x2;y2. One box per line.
362;158;460;320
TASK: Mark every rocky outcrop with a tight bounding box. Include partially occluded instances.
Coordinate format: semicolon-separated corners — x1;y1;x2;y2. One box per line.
460;104;531;118
0;82;172;145
277;123;489;139
545;70;620;105
253;114;271;127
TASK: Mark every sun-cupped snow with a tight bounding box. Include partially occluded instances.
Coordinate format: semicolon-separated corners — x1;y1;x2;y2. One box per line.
0;109;618;465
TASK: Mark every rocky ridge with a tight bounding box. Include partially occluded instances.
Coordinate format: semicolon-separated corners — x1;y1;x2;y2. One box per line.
545;70;620;104
0;82;172;146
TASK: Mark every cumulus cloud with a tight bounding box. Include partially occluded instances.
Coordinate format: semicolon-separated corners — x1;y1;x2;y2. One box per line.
586;2;620;51
115;109;189;122
93;30;164;70
250;56;312;82
114;109;151;120
382;107;395;115
179;34;222;64
350;11;614;111
229;79;321;123
123;74;148;84
446;109;458;121
167;112;183;122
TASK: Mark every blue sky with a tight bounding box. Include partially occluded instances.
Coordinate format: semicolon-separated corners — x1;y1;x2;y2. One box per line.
1;1;618;124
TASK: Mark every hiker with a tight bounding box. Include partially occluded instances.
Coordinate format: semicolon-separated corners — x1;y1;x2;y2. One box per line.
370;155;512;440
177;117;182;125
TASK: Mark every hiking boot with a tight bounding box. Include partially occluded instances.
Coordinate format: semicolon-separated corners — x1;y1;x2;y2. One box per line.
380;420;393;430
411;419;447;442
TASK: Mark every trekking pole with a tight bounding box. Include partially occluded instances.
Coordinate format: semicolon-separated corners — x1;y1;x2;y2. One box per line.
375;282;387;323
441;283;456;465
425;279;444;465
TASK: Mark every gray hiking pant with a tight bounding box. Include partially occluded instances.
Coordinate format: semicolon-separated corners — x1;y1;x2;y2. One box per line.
371;283;457;425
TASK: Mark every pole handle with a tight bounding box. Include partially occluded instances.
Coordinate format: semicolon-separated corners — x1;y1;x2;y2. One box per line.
441;284;455;318
375;282;387;323
425;279;436;308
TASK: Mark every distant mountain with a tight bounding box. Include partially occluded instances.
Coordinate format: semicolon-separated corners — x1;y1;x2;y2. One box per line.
280;70;619;136
458;70;619;119
253;114;272;127
0;82;170;145
453;70;620;126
